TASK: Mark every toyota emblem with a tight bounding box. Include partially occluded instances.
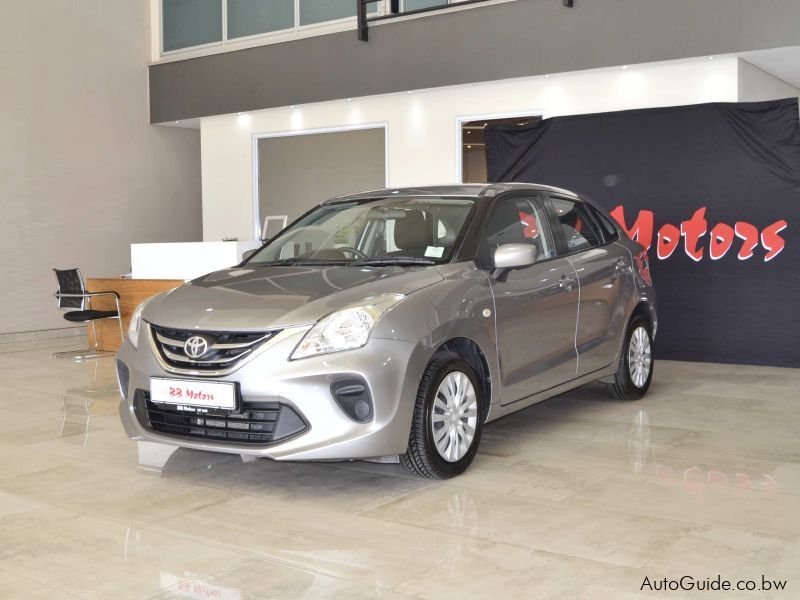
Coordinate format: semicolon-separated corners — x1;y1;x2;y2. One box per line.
184;336;209;359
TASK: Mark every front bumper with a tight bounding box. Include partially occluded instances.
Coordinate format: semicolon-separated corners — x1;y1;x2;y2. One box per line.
117;325;422;460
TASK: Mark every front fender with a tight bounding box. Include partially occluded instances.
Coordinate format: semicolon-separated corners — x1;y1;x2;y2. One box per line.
373;262;500;406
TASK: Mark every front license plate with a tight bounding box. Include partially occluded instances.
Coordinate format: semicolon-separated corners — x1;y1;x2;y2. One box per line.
150;378;237;410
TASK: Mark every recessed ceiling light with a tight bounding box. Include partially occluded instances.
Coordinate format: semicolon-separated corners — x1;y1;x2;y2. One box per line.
708;55;715;60
544;74;550;78
622;65;629;70
346;98;352;102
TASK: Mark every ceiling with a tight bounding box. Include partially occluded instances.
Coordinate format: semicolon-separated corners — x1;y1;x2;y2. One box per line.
741;46;800;89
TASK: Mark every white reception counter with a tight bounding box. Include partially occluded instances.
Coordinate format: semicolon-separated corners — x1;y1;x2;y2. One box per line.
131;241;262;281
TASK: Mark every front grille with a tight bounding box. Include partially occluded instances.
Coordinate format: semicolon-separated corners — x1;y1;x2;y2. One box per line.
150;325;280;372
134;390;308;445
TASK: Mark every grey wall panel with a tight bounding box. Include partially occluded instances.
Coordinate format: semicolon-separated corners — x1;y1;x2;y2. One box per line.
150;0;800;123
258;128;386;227
1;1;202;335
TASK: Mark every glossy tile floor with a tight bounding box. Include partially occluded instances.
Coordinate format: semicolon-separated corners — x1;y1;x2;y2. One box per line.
0;339;798;599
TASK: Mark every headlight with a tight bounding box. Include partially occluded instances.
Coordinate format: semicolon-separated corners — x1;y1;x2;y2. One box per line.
291;294;405;360
127;299;149;349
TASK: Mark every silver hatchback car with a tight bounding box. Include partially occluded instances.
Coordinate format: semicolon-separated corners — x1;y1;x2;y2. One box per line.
117;184;656;478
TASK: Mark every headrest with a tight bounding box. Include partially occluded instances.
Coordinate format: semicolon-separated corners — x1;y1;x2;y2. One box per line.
485;202;525;244
394;210;433;251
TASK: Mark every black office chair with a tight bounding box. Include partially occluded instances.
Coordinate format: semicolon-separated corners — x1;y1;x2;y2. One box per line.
53;268;124;359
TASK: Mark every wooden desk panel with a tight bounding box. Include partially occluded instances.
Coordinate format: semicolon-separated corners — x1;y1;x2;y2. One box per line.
85;278;184;352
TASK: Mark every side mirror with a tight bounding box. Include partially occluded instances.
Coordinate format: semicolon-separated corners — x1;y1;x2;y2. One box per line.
493;243;537;271
241;249;258;262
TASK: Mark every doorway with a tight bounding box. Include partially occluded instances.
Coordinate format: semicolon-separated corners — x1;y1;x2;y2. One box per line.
458;114;542;183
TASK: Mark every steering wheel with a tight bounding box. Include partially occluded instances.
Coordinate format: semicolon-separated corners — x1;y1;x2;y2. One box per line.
337;246;368;259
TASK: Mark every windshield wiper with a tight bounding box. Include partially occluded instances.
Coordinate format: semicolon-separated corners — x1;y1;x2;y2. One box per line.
350;256;437;266
251;258;350;267
249;258;304;266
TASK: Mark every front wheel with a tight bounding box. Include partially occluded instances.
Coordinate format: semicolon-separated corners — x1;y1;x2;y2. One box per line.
401;356;483;479
607;317;654;400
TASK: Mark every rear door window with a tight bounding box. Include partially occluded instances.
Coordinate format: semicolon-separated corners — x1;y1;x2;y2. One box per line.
547;197;604;253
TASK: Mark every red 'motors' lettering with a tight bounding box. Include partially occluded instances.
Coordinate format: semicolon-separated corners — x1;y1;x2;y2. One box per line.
680;208;707;262
610;206;654;251
709;223;734;261
656;224;680;260
761;220;788;262
734;221;759;260
610;205;788;262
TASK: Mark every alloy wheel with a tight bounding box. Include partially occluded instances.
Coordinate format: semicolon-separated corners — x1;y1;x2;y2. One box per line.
430;371;479;462
628;326;652;388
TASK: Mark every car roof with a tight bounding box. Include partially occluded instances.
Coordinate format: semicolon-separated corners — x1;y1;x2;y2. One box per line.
323;183;580;204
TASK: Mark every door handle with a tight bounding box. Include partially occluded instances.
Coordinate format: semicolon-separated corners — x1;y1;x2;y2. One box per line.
559;274;577;290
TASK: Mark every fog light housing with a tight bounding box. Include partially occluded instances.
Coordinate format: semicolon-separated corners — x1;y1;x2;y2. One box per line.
116;360;130;399
331;378;373;423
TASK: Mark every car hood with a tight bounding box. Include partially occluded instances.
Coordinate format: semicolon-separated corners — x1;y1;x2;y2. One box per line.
142;265;443;331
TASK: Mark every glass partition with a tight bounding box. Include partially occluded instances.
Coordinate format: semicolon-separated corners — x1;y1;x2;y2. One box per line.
405;0;448;10
162;0;223;52
299;0;356;26
161;0;483;55
227;0;295;39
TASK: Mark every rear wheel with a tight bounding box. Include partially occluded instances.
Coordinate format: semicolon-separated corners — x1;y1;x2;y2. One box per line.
607;316;653;400
401;356;483;479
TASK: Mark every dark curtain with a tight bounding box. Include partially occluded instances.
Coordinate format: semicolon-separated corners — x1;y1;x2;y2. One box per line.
485;99;800;367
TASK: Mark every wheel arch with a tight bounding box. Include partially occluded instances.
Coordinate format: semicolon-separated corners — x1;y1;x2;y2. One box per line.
432;336;492;423
631;300;657;337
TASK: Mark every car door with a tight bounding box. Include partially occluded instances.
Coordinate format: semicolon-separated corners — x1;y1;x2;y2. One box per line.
545;195;630;375
481;194;580;405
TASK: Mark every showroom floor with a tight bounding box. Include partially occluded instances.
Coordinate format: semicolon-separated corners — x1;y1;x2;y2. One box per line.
0;340;797;599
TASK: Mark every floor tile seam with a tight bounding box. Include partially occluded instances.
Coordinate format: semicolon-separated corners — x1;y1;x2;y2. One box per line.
560;496;800;538
0;564;84;598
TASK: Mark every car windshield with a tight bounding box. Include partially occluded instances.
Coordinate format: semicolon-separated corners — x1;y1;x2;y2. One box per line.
247;196;477;266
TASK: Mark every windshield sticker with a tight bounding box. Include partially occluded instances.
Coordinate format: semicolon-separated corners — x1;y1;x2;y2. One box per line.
424;246;445;258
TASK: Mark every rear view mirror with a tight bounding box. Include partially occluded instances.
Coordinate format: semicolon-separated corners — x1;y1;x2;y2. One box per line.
493;243;537;270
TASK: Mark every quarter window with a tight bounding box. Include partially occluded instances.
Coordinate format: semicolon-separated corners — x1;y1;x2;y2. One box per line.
586;205;620;243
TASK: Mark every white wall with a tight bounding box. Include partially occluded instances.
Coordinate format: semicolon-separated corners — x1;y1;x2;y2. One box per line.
738;58;800;102
201;57;739;241
0;1;202;335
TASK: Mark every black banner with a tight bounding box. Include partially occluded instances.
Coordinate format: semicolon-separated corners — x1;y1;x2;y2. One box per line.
486;99;800;367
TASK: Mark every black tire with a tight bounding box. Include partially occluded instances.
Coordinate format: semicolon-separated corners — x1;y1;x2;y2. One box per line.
607;316;654;401
401;355;484;479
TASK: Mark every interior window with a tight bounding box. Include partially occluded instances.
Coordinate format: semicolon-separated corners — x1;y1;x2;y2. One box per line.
481;196;554;263
548;197;603;252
